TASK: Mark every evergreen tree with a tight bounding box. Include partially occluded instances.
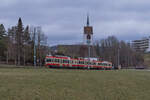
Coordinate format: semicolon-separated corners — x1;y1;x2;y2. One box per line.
0;24;6;39
16;18;24;65
24;25;31;44
23;25;31;65
0;24;7;62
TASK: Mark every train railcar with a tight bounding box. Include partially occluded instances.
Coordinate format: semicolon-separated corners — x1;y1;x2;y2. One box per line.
45;55;113;70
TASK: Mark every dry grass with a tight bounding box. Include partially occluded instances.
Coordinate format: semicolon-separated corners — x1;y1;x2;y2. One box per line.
0;67;150;100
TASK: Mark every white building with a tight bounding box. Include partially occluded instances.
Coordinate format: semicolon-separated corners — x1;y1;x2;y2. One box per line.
132;37;150;52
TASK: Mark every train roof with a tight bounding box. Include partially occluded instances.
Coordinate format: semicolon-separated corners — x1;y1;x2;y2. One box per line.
46;55;70;59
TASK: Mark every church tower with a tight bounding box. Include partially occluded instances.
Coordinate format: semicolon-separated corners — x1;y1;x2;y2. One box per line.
83;14;93;45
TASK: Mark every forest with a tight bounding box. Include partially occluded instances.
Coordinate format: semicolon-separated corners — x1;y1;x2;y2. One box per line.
0;18;49;66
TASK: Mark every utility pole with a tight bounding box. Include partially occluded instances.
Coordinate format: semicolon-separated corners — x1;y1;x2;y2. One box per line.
87;40;91;69
118;47;120;69
33;28;36;67
88;42;90;60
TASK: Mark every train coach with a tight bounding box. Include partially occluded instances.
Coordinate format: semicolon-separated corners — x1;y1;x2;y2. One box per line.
45;55;113;70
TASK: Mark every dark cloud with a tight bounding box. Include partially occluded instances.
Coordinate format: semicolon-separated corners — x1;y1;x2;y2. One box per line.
0;0;150;45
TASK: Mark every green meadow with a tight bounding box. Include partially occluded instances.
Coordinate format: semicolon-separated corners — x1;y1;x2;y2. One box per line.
0;67;150;100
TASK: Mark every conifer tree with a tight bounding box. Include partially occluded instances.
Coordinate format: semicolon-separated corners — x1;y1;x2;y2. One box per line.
24;25;30;44
16;18;24;65
0;24;6;39
0;24;7;62
23;25;31;65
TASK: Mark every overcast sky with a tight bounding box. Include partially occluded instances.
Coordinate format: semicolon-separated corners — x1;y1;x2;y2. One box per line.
0;0;150;46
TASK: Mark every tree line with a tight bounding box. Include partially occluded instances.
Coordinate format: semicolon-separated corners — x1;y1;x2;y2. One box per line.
95;36;144;68
55;36;144;69
0;18;49;66
0;18;144;68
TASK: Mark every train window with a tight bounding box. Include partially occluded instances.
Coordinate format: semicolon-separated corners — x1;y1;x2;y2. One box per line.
55;59;59;63
55;59;57;62
98;63;101;66
79;61;80;64
77;61;79;64
53;59;56;62
85;62;87;65
75;61;78;64
69;60;72;64
104;63;107;66
58;59;60;63
82;61;84;64
58;59;61;63
71;61;74;64
59;59;61;63
86;62;91;65
46;58;51;62
86;61;89;65
64;60;66;63
101;63;104;66
65;60;67;63
79;61;84;64
83;61;84;64
62;60;69;64
93;62;96;65
79;61;83;65
60;59;63;63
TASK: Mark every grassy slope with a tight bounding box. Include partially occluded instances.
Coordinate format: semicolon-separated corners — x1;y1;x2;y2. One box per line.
0;68;150;100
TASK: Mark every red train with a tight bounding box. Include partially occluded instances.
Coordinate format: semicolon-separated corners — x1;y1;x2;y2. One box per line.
45;55;113;70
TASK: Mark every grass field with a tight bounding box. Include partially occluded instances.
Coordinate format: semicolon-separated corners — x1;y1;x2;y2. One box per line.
0;67;150;100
